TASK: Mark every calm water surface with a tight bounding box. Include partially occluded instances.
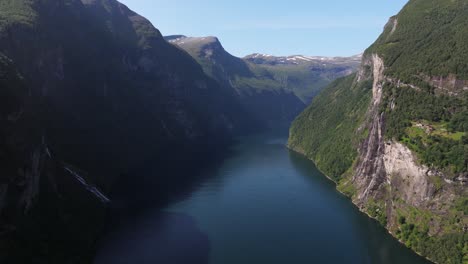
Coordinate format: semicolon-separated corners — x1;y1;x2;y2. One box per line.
95;134;431;264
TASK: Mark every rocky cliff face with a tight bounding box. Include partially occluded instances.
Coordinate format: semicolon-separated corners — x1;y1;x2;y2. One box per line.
347;51;467;263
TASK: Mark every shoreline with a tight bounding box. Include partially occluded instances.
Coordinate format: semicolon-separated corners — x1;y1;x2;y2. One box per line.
286;144;437;264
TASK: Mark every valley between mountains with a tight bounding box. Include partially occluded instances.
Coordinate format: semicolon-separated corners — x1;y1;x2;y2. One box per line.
0;0;466;263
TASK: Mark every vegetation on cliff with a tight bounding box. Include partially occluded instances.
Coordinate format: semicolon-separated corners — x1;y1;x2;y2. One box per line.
288;0;468;262
288;74;372;180
167;36;360;103
381;82;468;174
368;0;468;80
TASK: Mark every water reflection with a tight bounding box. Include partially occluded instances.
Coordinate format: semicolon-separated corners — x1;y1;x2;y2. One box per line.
96;135;431;264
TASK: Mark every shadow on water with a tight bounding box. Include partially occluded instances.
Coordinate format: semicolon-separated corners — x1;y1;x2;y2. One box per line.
95;212;210;264
107;139;239;216
96;143;237;264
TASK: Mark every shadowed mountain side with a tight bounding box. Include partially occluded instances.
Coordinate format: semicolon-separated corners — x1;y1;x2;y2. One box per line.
0;0;260;262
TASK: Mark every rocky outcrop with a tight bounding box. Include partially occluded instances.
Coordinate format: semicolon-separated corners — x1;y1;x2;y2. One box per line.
383;142;433;206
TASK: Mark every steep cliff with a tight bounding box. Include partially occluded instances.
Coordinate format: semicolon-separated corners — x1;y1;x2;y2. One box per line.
289;0;467;263
0;0;257;262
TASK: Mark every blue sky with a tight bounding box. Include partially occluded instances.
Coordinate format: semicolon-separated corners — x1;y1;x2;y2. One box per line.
119;0;409;57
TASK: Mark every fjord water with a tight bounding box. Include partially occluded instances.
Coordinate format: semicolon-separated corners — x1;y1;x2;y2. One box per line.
95;135;430;264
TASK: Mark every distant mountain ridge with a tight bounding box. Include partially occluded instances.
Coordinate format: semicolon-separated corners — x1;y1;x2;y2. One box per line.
165;35;360;128
244;53;362;66
166;35;361;102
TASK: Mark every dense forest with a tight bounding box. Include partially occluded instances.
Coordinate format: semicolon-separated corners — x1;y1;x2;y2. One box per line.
288;74;372;180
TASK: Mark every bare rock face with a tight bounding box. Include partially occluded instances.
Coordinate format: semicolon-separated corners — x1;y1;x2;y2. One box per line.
371;54;384;106
384;142;433;206
352;54;387;205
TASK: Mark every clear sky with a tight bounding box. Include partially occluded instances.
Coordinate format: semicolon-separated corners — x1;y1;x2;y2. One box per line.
118;0;409;57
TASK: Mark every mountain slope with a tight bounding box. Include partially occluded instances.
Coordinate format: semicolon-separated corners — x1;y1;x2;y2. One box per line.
166;36;305;128
244;53;362;102
166;35;360;128
168;36;360;103
0;0;257;262
289;0;468;263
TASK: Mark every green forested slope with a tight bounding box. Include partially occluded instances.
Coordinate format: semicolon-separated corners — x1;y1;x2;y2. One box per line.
373;0;468;175
288;0;468;263
288;74;372;180
290;0;468;182
166;35;360;129
167;36;360;103
369;0;468;80
382;82;468;174
0;0;37;28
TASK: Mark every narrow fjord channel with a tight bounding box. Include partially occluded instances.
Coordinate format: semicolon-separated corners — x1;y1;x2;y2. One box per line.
95;134;431;264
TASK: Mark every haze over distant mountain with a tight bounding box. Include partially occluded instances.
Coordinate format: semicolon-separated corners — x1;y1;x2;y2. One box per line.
289;0;468;263
166;35;360;128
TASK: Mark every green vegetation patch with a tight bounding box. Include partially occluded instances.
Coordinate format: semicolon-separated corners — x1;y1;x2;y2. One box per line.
288;74;372;180
337;178;357;198
396;215;466;264
368;0;468;80
366;199;387;226
247;63;343;102
392;201;467;264
0;0;38;29
381;82;468;174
